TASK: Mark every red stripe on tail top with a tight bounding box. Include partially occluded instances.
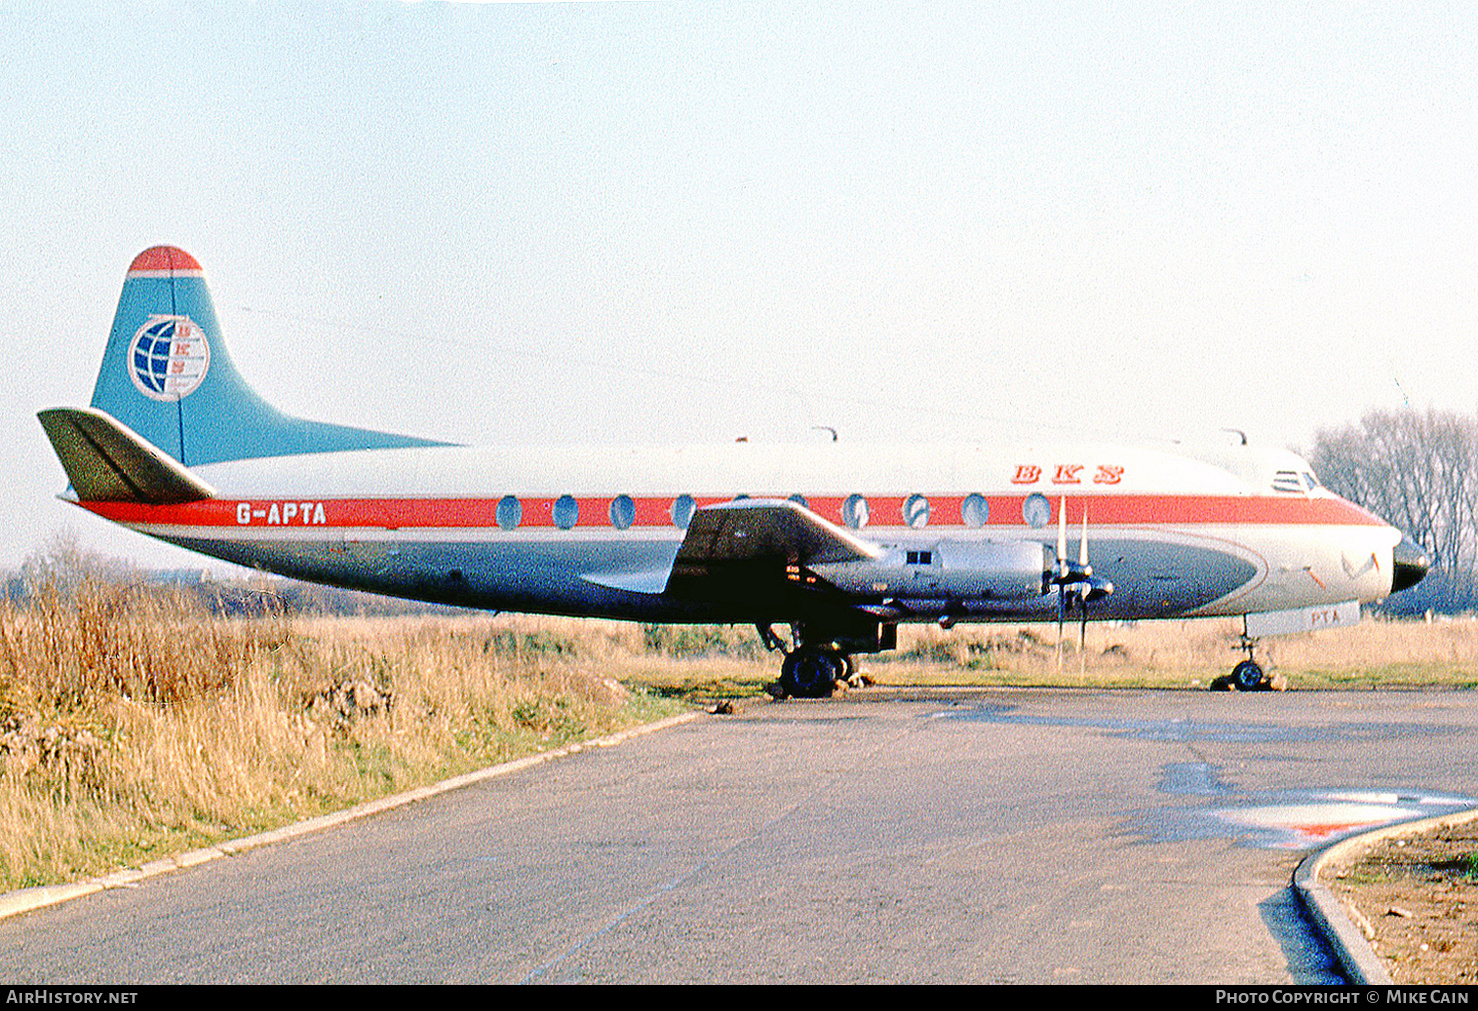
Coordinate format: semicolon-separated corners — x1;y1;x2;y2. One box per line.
127;246;203;277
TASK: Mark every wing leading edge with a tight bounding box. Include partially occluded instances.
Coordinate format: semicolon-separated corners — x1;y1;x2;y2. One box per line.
580;499;881;600
664;498;881;596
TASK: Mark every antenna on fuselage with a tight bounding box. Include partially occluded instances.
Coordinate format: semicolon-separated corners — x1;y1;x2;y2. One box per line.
813;426;838;442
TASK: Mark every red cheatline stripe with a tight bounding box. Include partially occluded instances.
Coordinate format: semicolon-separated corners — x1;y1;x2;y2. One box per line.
80;493;1390;531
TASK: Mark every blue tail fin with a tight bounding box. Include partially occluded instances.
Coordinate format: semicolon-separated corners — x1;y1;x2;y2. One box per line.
87;246;449;465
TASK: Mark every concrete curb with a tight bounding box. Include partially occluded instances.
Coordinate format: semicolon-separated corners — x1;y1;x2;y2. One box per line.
0;710;701;923
1293;806;1478;985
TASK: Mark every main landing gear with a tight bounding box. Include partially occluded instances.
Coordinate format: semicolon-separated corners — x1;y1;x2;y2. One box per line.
780;647;850;698
759;624;862;699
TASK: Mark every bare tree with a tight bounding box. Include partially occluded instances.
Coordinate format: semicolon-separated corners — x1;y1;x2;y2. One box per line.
1308;409;1478;612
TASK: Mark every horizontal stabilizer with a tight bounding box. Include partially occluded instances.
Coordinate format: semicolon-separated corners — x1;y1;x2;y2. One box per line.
37;407;216;504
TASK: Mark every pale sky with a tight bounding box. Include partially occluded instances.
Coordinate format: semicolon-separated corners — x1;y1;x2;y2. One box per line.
3;1;1476;570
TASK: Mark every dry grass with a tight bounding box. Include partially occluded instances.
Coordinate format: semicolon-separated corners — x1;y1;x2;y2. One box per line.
0;587;679;891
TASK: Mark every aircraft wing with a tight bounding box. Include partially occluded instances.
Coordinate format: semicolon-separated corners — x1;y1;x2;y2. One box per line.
37;407;216;504
663;499;881;597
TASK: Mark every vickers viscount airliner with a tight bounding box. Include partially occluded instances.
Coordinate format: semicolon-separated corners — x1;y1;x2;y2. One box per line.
39;247;1429;696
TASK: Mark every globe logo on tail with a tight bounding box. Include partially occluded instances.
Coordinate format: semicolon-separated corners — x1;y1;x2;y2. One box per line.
128;315;211;401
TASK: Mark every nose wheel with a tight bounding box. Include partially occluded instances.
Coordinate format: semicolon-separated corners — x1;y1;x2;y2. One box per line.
1210;619;1277;691
1230;658;1267;691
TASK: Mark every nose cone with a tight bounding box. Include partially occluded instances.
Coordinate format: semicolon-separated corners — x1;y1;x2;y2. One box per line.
1391;537;1430;593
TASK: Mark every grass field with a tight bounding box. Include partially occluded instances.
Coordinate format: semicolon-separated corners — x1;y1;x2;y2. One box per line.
0;571;1474;892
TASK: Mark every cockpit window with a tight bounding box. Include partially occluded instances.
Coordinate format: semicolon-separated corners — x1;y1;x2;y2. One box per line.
1271;470;1304;493
1271;469;1321;494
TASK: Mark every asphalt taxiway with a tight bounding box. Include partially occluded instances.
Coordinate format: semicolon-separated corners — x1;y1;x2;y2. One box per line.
2;688;1475;984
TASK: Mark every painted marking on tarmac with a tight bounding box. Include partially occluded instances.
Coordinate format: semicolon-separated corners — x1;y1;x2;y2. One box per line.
1206;792;1478;849
921;703;1475;850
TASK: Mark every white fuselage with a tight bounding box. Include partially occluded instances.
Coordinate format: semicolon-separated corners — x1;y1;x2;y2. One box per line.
77;438;1402;625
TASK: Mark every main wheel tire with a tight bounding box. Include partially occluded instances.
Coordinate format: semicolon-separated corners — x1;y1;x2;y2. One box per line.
1232;659;1266;692
780;648;842;698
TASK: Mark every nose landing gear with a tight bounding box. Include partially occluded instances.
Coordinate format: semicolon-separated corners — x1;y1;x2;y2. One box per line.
1210;618;1285;692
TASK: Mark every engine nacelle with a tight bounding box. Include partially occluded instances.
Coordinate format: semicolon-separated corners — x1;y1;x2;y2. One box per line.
811;540;1049;601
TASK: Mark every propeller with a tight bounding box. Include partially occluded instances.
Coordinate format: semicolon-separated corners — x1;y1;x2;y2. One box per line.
1052;497;1115;669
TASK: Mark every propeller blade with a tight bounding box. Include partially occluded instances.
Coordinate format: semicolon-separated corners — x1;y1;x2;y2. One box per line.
1076;502;1091;672
1057;495;1068;574
1080;604;1088;676
1079;503;1090;570
1056;585;1065;670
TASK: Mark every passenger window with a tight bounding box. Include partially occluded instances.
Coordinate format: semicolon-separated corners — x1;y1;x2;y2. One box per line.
609;494;635;530
1023;492;1051;529
496;495;522;531
962;493;989;528
788;493;809;509
842;494;869;530
553;495;579;530
672;494;696;529
904;494;930;529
